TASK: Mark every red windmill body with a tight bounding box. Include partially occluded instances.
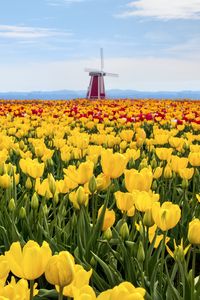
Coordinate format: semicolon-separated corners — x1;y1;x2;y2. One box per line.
85;49;118;100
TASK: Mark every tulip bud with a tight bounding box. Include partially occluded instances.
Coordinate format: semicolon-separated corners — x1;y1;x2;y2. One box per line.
90;256;96;267
188;270;193;287
7;164;15;176
42;204;48;216
128;158;135;169
8;198;15;212
174;246;185;263
188;219;200;245
119;222;129;240
25;177;32;190
137;241;145;263
151;158;157;169
19;140;25;150
9;149;14;157
48;173;56;195
53;193;59;204
88;175;97;194
152;180;158;191
61;206;67;217
23;193;29;203
120;141;127;151
31;192;39;209
77;186;87;206
143;209;154;227
182;179;188;189
71;213;77;228
46;158;54;169
164;165;172;179
19;207;26;219
102;228;112;241
139;159;148;170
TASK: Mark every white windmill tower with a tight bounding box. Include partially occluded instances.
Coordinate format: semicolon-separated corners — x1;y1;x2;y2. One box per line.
85;48;118;99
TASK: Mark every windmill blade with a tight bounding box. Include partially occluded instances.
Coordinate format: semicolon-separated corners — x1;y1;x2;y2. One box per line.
105;72;119;77
100;48;104;72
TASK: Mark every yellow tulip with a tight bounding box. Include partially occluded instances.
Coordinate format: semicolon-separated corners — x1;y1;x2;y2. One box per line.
188;152;200;167
34;144;45;158
169;137;183;149
97;281;146;300
64;161;94;185
98;206;115;231
35;178;53;198
155;148;173;160
0;174;11;189
188;219;200;245
14;173;20;185
48;173;56;195
163;164;172;179
134;191;159;212
124;168;153;192
196;194;200;203
166;239;190;262
19;158;44;178
179;168;194;180
61;149;71;162
153;167;163;179
170;155;188;173
45;251;75;287
73;285;97;300
152;202;181;231
96;173;111;191
190;145;200;153
0;277;38;300
125;148;140;161
5;241;52;280
0;255;10;285
148;224;170;248
114;191;135;216
101;149;127;179
119;129;134;142
59;265;92;297
69;186;89;209
154;134;169;145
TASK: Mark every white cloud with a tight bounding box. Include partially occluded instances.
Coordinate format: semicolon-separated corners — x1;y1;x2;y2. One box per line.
118;0;200;20
0;57;199;92
166;37;200;58
0;25;71;39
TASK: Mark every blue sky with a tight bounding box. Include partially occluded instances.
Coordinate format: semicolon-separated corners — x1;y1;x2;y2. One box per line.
0;0;200;92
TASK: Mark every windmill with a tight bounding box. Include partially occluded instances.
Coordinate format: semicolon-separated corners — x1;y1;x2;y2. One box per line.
85;48;118;99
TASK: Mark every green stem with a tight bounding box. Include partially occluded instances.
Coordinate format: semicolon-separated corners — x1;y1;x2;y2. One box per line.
29;280;34;300
192;168;196;200
159;231;167;289
192;246;196;280
92;192;96;226
58;286;64;300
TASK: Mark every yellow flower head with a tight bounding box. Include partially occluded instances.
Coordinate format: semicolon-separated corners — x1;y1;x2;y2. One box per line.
45;251;75;288
5;241;52;280
124;168;153;193
101;149;127;179
152;202;181;231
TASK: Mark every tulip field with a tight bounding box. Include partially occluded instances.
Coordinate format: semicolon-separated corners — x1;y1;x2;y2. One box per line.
0;98;200;300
